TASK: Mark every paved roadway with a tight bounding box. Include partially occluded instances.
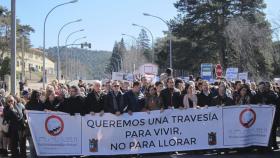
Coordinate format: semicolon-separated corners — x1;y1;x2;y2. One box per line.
1;137;279;158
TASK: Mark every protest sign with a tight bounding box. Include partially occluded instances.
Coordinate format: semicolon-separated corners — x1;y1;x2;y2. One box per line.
27;105;275;156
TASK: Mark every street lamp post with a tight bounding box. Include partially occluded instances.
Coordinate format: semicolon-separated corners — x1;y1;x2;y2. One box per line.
11;0;16;95
72;36;87;44
43;0;78;89
65;29;84;79
65;29;84;45
121;33;138;45
143;13;172;68
57;19;82;80
132;23;154;63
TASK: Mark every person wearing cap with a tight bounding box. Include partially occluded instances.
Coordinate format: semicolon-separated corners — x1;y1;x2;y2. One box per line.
104;81;124;115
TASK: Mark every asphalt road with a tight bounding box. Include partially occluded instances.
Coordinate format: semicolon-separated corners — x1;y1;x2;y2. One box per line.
1;135;280;158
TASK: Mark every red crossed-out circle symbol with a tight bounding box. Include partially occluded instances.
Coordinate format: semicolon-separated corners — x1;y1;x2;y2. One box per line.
239;108;256;128
45;115;64;136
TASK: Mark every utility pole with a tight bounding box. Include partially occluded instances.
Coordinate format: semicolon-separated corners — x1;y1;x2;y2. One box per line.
11;0;17;95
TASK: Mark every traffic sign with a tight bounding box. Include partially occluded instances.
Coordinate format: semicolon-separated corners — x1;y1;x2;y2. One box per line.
215;64;223;79
201;63;213;81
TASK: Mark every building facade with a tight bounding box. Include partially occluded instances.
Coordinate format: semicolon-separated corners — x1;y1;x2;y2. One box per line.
15;48;55;75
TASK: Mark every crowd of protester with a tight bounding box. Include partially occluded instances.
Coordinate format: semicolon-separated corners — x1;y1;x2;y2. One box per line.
0;68;279;157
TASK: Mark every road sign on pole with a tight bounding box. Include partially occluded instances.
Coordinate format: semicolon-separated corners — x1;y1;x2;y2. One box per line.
201;63;213;81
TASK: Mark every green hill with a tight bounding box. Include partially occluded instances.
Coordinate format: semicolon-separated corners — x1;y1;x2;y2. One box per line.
46;47;112;80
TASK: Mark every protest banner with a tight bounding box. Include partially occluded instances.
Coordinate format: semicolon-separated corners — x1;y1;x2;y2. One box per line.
112;72;125;80
27;105;275;156
226;68;238;81
27;111;82;156
238;72;248;81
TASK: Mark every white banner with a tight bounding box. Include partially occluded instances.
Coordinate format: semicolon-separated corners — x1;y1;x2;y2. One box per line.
238;72;248;81
112;72;125;80
27;112;82;156
27;105;275;156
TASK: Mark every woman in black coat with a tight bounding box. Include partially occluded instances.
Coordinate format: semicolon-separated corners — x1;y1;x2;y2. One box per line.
3;95;26;158
44;89;59;111
25;90;44;111
59;85;86;116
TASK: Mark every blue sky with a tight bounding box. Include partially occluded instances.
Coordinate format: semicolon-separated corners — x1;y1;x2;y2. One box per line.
1;0;279;51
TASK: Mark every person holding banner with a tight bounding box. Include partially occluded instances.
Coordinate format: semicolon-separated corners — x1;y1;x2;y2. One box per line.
234;84;251;105
252;82;279;151
59;85;86;116
197;80;213;107
44;89;59;111
144;85;162;111
104;81;124;115
85;80;106;116
183;82;198;109
124;81;145;115
211;82;234;106
25;90;44;111
160;77;182;110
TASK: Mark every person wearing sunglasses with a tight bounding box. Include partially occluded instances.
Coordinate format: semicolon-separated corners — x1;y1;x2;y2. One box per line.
3;95;26;158
104;81;124;116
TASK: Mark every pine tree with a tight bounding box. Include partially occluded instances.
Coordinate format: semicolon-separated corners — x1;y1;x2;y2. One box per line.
106;39;127;73
137;29;152;62
154;0;273;79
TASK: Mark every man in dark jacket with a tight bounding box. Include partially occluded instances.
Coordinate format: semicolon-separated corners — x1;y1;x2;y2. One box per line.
252;82;279;150
197;80;214;107
160;77;182;109
252;82;278;105
124;81;145;115
85;80;106;115
104;81;124;115
59;85;86;116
